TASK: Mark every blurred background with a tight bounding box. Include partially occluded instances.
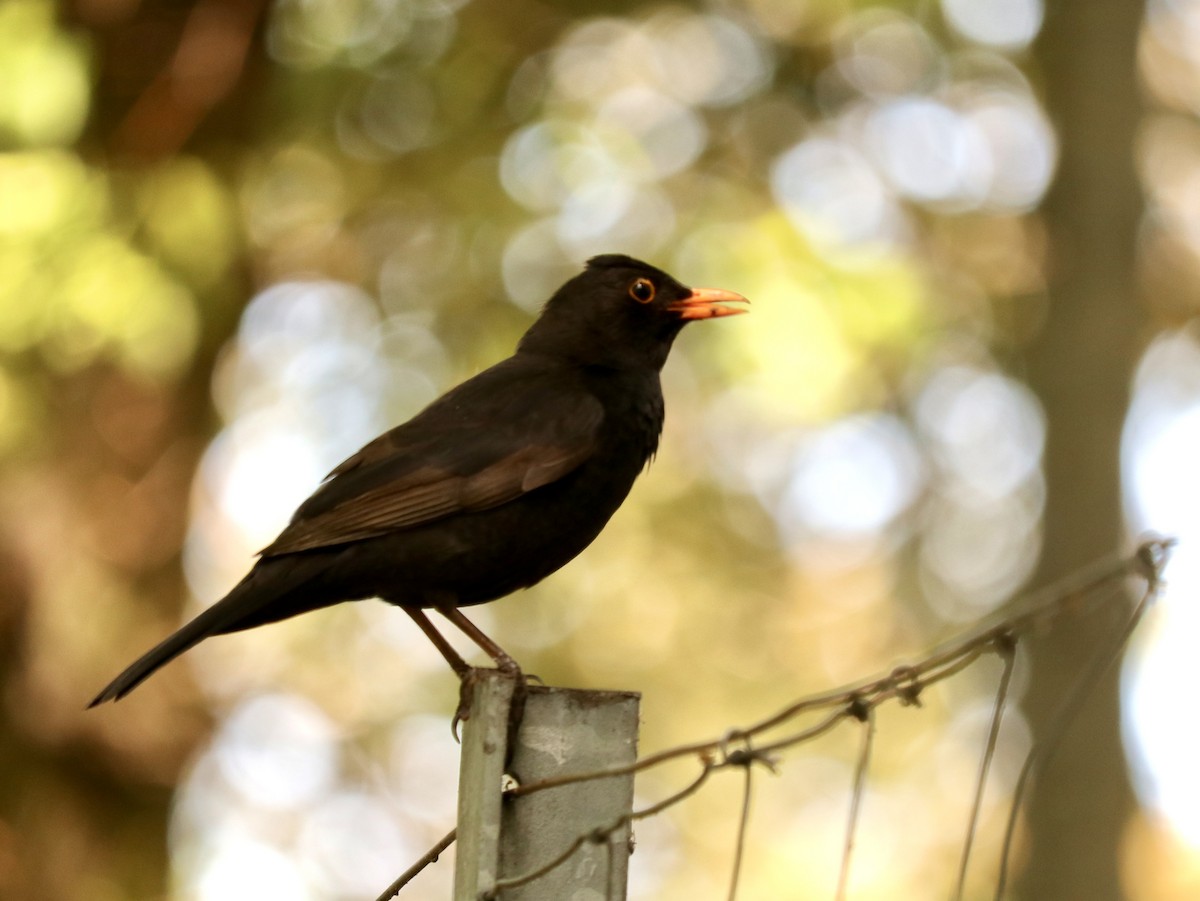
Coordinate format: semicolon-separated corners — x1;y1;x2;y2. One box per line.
1;0;1198;898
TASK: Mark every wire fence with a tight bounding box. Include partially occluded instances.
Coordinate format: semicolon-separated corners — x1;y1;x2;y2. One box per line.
375;536;1175;901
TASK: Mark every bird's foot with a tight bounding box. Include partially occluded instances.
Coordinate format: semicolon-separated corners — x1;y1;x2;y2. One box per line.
451;668;481;742
450;664;529;743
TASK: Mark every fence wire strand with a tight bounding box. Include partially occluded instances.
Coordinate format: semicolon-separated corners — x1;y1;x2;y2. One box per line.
835;704;876;901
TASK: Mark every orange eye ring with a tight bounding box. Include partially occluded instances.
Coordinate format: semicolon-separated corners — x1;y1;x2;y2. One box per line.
629;278;656;304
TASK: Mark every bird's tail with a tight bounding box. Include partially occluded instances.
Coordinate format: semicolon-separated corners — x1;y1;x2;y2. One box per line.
87;566;297;707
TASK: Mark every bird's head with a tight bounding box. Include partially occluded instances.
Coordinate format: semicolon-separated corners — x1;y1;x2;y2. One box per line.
518;255;748;371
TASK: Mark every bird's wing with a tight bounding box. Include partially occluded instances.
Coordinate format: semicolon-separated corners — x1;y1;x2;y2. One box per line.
259;364;604;556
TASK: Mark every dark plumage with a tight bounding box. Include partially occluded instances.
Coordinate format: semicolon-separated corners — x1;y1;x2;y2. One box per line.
89;254;747;707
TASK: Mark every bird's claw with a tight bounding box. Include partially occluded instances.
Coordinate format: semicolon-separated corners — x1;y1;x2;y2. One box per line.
449;665;528;743
450;669;480;743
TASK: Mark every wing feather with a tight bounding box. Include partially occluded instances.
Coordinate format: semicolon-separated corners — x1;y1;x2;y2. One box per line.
259;362;604;557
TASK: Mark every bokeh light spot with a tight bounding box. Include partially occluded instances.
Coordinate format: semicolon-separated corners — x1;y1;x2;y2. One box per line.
0;1;90;146
868;97;984;205
942;0;1044;50
772;137;901;249
780;414;923;540
213;693;339;810
194;837;313;901
834;10;941;99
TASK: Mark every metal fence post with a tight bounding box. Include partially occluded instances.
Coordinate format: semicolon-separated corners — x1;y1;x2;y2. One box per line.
454;673;641;900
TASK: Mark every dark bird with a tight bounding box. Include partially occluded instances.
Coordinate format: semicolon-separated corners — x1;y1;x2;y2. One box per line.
89;255;747;710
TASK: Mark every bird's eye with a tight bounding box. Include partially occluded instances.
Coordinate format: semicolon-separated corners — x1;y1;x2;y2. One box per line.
629;278;656;304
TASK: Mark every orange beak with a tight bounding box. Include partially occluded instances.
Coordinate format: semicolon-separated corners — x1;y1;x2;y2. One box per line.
667;287;750;321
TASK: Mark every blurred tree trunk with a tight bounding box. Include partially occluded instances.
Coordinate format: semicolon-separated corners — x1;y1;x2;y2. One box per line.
1019;2;1145;899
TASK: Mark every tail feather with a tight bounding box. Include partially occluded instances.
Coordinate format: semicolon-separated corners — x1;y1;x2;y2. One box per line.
89;570;280;707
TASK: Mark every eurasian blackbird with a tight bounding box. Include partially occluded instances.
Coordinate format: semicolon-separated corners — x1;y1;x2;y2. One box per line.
89;255;747;708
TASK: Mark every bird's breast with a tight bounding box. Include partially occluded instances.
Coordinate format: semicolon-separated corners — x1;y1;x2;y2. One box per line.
585;367;665;463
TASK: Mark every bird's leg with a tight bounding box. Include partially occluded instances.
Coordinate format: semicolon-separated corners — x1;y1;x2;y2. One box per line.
404;607;478;740
403;607;472;679
434;604;520;676
434;603;528;745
